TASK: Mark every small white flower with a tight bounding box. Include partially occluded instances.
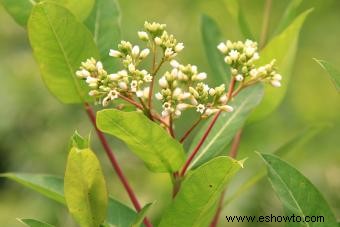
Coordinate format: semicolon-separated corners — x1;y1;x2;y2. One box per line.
229;50;239;61
76;69;91;78
96;61;103;71
163;102;172;110
159;77;168;88
109;73;120;80
258;66;266;74
250;69;258;78
179;92;191;100
177;103;190;111
164;48;176;58
191;65;198;74
271;80;281;88
131;80;138;92
118;81;128;90
245;39;254;47
138;31;149;41
143;74;153;82
196;72;207;81
143;87;150;99
102;96;111;107
273;74;282;81
86;77;98;84
252;52;260;61
132;45;140;57
171;68;179;79
174;42;184;52
170;60;180;68
196;104;205;114
88;90;98;96
219;105;234;112
224;56;232;64
226;40;233;48
136;90;144;97
235;74;244;82
219;95;227;103
190;97;198;105
128;63;136;72
118;70;128;77
161;110;169;117
174;110;182;117
109;90;119;99
155;92;163;100
217;42;228;53
209;88;216;96
205;108;219;116
203;84;210;92
245;47;256;57
154;37;162;45
173;88;182;97
109;49;122;58
139;48;150;58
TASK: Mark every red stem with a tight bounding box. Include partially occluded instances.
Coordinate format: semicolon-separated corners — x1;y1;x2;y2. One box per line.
179;117;202;143
84;103;153;227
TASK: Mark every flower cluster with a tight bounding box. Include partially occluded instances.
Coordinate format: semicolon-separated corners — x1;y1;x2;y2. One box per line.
218;40;282;87
155;60;233;118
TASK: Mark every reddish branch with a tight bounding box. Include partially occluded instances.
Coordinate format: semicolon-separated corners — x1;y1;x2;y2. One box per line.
84;103;153;227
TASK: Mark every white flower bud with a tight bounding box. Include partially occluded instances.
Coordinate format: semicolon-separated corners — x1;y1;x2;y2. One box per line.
143;74;153;82
138;31;149;41
226;40;233;48
159;77;168;88
273;74;282;81
271;80;281;88
250;69;258;78
76;69;91;78
219;105;234;112
164;48;175;58
179;92;191;100
229;50;239;61
155;92;163;100
88;90;98;96
170;60;180;68
128;63;136;72
219;95;227;103
190;97;198;105
118;70;128;77
86;77;98;84
205;108;219;116
161;110;169;117
224;56;232;64
109;49;122;58
154;37;162;45
196;72;207;80
235;74;244;81
174;42;184;52
217;42;228;53
139;48;150;58
109;73;120;80
136;90;143;97
96;61;103;71
209;88;216;96
177;103;190;111
118;81;128;90
143;87;150;99
132;45;140;57
252;52;260;60
174;110;182;117
245;47;256;57
173;88;182;97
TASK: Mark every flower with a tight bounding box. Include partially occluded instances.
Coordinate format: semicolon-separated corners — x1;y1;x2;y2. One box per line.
159;77;168;88
140;48;150;58
217;42;228;54
155;92;163;100
109;49;121;58
174;43;184;52
229;50;239;61
219;105;234;112
138;31;149;41
236;74;244;81
196;104;205;113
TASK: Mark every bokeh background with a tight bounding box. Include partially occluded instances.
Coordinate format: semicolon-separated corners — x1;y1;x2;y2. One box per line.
0;0;339;226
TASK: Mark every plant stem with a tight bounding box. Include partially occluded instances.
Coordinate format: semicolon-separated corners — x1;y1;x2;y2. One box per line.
180;78;237;177
118;94;144;110
169;115;175;138
84;103;153;227
179;117;202;143
260;0;272;48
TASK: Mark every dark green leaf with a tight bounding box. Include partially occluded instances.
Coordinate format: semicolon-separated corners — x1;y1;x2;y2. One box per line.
201;14;229;84
314;59;340;93
0;0;34;26
28;2;99;103
64;147;108;227
96;109;186;173
159;157;243;226
259;153;338;227
131;202;154;227
249;9;312;122
85;0;121;70
18;218;55;227
274;0;303;35
188;84;263;169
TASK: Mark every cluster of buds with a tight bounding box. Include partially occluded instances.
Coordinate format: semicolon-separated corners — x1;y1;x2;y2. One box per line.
138;21;184;60
155;60;233;118
218;40;282;87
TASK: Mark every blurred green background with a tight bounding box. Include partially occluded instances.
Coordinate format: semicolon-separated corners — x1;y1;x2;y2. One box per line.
0;0;339;226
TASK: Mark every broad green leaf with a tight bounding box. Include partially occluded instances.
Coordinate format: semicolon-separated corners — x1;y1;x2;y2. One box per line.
18;218;55;227
274;0;303;35
0;0;34;26
159;157;243;227
314;59;340;93
225;125;326;205
259;153;338;227
0;173;65;204
131;202;154;227
70;131;90;149
1;0;94;27
223;0;254;39
250;9;312;122
201;14;229;84
1;173;137;226
188;84;263;169
28;2;99;104
64;147;108;227
96;109;186;173
85;0;121;70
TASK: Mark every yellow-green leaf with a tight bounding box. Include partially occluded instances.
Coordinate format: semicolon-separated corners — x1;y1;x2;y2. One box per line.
18;218;55;227
314;59;340;93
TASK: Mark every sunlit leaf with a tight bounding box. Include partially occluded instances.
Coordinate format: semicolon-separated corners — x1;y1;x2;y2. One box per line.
274;0;303;35
201;14;229;85
64;147;108;227
188;84;263;169
97;109;186;173
249;9;312;122
259;153;338;227
85;0;121;70
1;173;137;226
18;218;55;227
69;131;90;149
159;157;243;226
28;2;99;103
131;202;155;227
314;59;340;93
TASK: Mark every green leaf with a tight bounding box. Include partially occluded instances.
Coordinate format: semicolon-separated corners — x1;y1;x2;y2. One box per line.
201;14;229;84
259;153;338;227
159;157;243;227
314;59;340;93
1;0;94;27
249;9;312;122
28;2;99;104
96;109;186;173
64;147;108;227
1;173;137;226
0;173;65;204
188;84;263;169
0;0;34;26
223;0;254;39
85;0;121;70
131;202;155;227
18;218;55;227
70;131;90;149
274;0;303;35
